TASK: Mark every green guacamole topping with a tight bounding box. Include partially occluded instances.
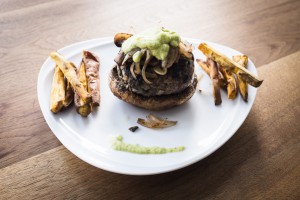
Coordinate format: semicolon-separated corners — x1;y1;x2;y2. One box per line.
112;135;185;154
121;27;180;61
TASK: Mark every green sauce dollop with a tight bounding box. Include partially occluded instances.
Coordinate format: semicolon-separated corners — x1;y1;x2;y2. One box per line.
121;28;180;61
112;135;185;154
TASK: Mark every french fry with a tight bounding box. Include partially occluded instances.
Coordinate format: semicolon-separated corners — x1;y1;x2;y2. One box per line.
82;51;100;107
196;59;227;89
50;52;92;104
207;59;222;105
74;61;92;117
198;43;263;87
233;55;248;101
50;65;65;113
62;63;76;108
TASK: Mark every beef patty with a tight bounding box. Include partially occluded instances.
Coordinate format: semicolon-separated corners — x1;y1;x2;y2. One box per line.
118;57;195;97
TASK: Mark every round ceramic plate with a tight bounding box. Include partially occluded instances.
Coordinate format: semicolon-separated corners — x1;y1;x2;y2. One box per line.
37;37;257;175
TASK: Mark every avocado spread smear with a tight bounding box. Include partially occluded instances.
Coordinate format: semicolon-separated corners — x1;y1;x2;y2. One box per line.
113;135;185;154
122;27;180;61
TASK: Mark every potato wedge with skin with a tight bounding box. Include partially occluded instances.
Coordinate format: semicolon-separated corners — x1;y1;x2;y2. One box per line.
196;59;227;89
114;33;133;47
83;51;100;107
50;52;92;104
233;55;248;66
74;61;92;117
196;59;210;75
236;74;248;101
219;65;237;99
63;80;73;108
62;63;76;108
207;59;222;105
50;65;65;113
233;55;248;101
198;43;263;87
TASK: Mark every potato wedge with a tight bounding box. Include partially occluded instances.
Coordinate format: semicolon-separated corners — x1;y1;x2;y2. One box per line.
62;63;76;108
196;59;210;75
74;61;92;117
198;43;263;87
233;55;248;66
207;59;222;105
50;65;65;113
63;80;73;108
82;51;100;107
196;59;227;89
219;65;237;99
114;33;133;47
50;52;92;104
233;55;248;101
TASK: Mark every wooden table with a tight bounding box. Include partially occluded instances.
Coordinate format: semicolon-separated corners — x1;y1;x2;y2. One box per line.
1;0;299;199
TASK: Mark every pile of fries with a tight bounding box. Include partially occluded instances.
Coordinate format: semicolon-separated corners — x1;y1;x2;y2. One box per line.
197;43;263;105
50;51;100;117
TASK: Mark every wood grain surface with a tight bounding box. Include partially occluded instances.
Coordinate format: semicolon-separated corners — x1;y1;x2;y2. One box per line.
1;52;300;199
1;0;300;169
0;0;300;199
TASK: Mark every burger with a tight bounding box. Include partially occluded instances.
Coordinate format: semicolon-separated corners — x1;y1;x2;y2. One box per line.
109;27;197;110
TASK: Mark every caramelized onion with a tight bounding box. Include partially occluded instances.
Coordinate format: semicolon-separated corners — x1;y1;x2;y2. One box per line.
122;53;132;66
137;114;177;129
142;66;151;84
145;72;158;79
162;47;179;69
179;41;193;59
122;49;139;65
120;65;128;81
134;62;141;74
114;50;125;66
141;50;153;84
130;62;137;79
153;66;167;75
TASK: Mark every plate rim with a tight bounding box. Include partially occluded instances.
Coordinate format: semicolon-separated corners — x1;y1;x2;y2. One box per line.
37;37;257;175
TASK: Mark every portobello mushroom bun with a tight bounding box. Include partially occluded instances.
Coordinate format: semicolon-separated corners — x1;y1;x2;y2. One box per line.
109;27;197;110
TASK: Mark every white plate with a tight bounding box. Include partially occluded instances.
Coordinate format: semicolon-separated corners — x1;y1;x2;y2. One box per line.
37;37;257;175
